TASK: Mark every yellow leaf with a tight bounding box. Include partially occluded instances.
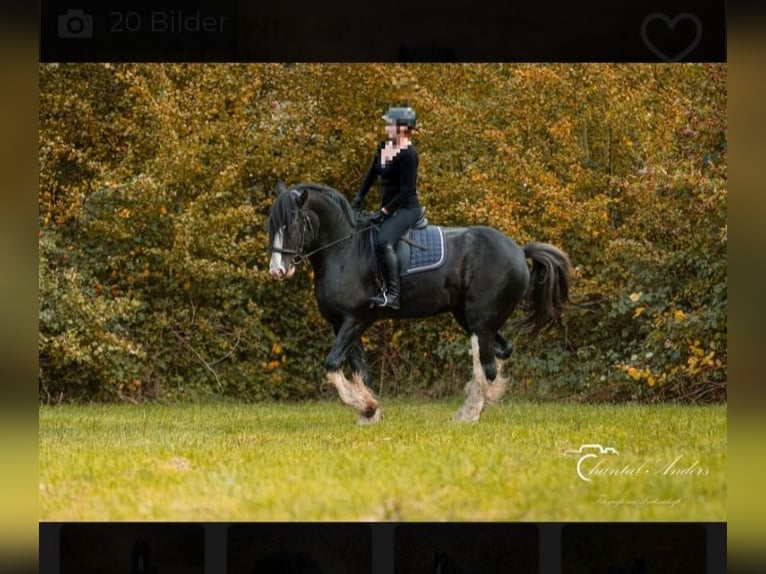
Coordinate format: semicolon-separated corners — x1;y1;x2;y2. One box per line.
634;306;645;317
687;356;698;368
674;310;686;321
267;360;280;371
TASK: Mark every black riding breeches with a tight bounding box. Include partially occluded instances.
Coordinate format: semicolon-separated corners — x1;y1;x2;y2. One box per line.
376;206;422;249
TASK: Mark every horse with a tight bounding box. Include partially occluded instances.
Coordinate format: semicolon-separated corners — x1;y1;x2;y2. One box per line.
267;181;571;423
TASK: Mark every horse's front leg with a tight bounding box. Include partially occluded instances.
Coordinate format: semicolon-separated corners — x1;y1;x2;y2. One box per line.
347;339;373;389
325;319;381;424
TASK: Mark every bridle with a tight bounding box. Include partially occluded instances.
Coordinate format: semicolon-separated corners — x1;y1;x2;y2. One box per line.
271;209;373;266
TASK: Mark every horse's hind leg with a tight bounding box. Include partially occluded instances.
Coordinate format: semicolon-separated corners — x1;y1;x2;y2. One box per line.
453;334;492;422
486;333;511;405
454;333;509;422
494;333;513;360
452;311;510;417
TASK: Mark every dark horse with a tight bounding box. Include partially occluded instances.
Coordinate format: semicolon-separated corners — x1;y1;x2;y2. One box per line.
267;181;571;423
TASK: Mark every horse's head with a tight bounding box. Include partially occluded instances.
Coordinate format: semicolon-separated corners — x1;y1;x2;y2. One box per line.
267;181;312;280
267;180;359;280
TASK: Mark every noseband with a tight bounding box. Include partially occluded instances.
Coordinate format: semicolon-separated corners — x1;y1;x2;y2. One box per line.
271;210;315;266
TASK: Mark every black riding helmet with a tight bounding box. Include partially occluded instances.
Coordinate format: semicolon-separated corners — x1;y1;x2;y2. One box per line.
382;106;416;128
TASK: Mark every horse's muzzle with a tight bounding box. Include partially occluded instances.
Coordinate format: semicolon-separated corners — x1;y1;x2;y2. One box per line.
269;243;297;280
270;266;296;280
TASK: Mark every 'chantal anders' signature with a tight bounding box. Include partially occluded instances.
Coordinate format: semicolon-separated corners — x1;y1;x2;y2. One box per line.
564;443;711;482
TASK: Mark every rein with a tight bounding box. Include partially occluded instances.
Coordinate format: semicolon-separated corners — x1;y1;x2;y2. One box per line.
273;218;374;265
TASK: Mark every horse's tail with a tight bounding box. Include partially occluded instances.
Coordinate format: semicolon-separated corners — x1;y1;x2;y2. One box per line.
520;242;572;336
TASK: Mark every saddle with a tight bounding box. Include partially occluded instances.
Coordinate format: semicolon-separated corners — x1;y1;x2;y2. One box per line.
371;207;446;278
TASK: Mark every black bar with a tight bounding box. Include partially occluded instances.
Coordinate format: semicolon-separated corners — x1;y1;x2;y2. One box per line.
40;1;726;62
40;522;727;573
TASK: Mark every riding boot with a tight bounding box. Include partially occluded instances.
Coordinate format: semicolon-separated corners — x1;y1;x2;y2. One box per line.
371;244;401;309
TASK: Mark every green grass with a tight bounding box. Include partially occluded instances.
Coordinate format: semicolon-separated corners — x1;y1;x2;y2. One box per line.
39;399;726;521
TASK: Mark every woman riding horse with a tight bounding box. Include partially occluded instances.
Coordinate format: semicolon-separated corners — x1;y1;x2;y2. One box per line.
351;106;422;310
267;181;571;424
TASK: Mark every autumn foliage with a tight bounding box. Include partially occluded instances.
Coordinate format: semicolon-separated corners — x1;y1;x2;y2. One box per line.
39;63;726;403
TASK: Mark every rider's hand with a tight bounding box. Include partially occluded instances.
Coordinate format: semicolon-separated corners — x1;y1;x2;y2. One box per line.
371;209;386;224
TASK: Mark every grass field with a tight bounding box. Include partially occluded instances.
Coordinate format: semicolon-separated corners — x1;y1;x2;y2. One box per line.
39;399;726;522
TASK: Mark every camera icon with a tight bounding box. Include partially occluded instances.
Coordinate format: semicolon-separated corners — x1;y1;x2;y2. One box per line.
58;9;93;39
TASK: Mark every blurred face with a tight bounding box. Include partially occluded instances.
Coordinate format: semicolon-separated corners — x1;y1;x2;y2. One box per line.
384;121;398;139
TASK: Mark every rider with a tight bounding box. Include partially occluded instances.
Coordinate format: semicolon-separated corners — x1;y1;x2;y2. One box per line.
351;106;423;310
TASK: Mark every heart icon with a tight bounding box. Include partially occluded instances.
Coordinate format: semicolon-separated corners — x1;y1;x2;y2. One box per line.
641;13;703;62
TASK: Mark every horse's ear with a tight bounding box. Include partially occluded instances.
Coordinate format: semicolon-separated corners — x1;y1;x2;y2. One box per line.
296;187;309;207
275;180;287;195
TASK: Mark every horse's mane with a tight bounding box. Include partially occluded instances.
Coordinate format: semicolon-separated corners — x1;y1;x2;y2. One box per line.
291;182;358;228
268;182;372;259
268;183;358;239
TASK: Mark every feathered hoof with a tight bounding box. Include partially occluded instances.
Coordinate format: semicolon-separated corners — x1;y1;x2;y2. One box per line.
452;406;481;423
357;408;382;425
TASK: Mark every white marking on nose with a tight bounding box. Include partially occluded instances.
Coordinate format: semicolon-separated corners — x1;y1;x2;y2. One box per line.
269;229;287;279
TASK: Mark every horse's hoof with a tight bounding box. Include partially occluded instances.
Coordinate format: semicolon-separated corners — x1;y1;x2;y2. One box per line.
356;408;382;425
361;402;378;419
452;408;481;423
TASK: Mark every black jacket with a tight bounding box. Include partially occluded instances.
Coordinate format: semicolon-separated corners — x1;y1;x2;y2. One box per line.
355;141;421;212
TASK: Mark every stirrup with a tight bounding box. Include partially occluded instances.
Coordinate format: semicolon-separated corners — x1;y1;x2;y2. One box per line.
370;290;399;309
370;290;388;306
